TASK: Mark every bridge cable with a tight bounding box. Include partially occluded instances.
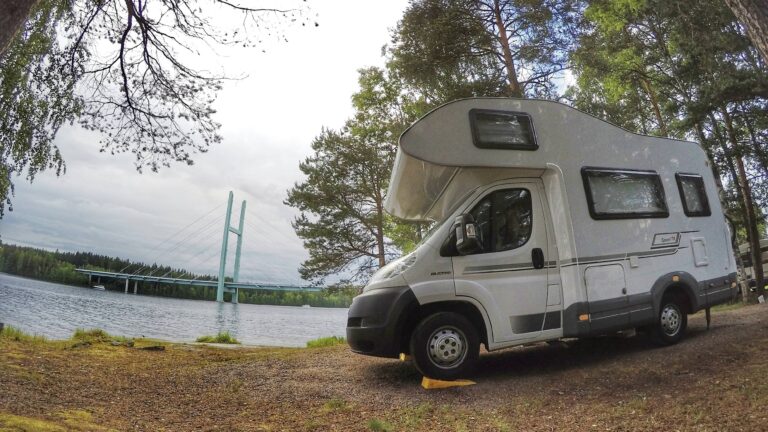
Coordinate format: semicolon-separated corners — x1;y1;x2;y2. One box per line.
129;214;224;278
142;215;226;277
158;233;225;279
118;201;225;273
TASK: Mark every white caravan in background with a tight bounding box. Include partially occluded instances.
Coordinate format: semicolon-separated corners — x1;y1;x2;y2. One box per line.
346;98;738;380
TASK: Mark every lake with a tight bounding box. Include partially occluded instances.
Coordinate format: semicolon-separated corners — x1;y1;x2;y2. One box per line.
0;273;348;347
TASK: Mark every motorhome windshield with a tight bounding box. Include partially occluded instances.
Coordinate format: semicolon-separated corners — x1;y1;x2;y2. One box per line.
411;186;481;250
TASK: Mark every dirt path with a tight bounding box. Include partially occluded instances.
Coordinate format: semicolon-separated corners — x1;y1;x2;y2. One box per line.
2;305;767;431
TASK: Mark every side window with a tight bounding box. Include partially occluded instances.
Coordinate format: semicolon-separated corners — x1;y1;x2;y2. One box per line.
582;168;669;219
676;173;711;217
468;188;532;253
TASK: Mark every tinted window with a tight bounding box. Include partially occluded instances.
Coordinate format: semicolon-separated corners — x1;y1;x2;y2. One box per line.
676;174;711;217
469;109;537;150
469;189;532;253
582;168;669;219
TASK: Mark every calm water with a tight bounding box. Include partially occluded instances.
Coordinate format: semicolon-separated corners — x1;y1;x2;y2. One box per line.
0;273;348;347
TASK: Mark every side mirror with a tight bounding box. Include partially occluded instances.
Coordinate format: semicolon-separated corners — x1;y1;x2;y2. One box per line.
455;214;483;255
439;230;458;257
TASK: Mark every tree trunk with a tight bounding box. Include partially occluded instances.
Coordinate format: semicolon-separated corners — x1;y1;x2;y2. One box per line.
743;112;768;178
639;77;669;137
721;107;765;300
0;0;38;59
710;113;753;301
374;192;387;269
492;0;523;98
724;0;768;65
694;122;724;190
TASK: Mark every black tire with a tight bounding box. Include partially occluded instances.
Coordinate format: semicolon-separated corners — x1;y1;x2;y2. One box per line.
649;294;688;346
409;312;480;380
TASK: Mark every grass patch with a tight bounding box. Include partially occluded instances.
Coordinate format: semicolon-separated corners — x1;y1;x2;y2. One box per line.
306;336;346;348
70;328;134;347
0;410;112;432
322;397;350;412
0;413;65;432
398;402;433;430
196;331;240;344
72;328;112;343
367;418;393;432
0;325;48;344
711;301;745;312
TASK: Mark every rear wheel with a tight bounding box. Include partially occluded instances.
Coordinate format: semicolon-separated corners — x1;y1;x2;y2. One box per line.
409;312;479;380
649;295;688;345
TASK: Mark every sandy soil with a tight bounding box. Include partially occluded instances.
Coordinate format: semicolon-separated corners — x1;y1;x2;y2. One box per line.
1;304;767;431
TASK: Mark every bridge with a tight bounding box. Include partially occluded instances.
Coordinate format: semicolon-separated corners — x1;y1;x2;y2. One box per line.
76;269;321;296
76;191;320;303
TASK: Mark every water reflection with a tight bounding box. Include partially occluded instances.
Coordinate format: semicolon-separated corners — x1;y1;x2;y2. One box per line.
215;302;241;338
0;273;346;347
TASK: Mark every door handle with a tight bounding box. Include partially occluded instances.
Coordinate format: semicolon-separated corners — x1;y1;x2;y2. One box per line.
532;248;544;269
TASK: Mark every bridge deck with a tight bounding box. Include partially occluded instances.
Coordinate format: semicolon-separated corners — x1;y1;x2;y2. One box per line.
75;269;322;292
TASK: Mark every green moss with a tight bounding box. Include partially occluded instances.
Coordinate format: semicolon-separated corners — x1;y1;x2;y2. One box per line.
196;331;240;344
305;336;346;348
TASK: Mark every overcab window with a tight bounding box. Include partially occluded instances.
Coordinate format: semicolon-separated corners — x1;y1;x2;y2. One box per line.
469;109;537;150
676;173;711;217
582;168;669;220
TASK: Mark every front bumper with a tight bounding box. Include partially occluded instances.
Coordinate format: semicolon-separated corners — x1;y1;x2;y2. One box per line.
346;286;417;358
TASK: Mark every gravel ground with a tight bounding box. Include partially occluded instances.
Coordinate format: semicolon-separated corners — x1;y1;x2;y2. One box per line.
1;304;767;431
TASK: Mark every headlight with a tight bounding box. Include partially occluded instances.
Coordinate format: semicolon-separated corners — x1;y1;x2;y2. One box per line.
370;253;417;283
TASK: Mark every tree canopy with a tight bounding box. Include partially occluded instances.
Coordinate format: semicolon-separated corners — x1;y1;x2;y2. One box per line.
288;0;768;299
0;0;310;216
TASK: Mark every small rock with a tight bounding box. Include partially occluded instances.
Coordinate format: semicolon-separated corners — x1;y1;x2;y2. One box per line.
140;345;165;351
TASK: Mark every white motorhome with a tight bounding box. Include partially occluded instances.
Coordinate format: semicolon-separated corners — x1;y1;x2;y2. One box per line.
346;98;738;380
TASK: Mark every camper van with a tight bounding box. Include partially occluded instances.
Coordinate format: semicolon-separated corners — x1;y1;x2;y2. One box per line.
346;98;738;380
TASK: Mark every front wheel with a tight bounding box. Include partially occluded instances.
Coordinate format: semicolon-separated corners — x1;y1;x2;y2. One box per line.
649;295;688;346
409;312;479;380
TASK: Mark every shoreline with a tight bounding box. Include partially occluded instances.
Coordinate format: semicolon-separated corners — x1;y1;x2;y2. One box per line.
0;271;353;309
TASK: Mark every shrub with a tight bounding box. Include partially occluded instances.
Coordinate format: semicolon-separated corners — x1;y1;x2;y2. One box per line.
196;331;240;344
306;336;346;348
0;325;47;343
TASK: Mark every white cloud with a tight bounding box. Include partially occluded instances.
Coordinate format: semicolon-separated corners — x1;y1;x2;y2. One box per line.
0;0;409;286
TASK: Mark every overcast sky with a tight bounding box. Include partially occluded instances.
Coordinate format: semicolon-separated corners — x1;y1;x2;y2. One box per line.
0;0;410;286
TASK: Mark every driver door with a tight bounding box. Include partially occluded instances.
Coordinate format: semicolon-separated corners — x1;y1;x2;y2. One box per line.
453;180;550;343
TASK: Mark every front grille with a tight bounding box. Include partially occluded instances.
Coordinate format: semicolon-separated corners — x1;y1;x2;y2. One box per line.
347;317;363;327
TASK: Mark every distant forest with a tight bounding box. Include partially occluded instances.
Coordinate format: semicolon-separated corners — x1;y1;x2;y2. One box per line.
0;242;356;307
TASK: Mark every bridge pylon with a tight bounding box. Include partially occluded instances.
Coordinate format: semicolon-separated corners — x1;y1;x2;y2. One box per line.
217;191;246;303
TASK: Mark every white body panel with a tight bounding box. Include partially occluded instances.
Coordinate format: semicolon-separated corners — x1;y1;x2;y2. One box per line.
372;98;737;352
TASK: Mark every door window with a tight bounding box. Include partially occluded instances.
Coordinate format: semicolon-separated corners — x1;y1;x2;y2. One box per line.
469;188;532;253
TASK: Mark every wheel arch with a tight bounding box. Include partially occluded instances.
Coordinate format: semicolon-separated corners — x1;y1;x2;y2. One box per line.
650;272;701;315
400;299;490;354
